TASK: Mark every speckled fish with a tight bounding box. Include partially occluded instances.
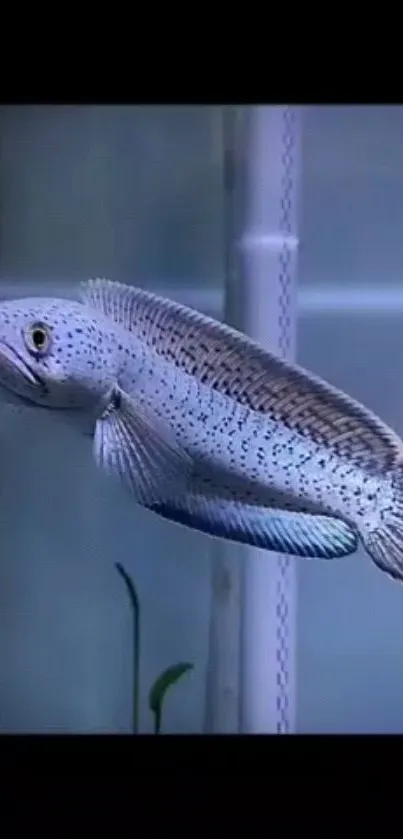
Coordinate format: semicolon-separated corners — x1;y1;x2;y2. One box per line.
0;278;402;582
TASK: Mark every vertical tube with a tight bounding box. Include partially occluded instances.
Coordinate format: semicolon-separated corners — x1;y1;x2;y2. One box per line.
204;106;301;734
204;107;243;733
236;106;301;733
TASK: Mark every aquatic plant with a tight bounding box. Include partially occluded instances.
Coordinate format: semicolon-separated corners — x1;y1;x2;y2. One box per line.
148;662;194;734
115;562;194;734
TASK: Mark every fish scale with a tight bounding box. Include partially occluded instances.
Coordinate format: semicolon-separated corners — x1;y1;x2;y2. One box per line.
118;343;391;527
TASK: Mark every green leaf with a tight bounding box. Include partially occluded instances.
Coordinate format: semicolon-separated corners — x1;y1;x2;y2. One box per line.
149;662;194;734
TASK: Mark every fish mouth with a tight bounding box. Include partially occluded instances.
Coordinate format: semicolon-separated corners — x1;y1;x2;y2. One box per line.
0;340;46;390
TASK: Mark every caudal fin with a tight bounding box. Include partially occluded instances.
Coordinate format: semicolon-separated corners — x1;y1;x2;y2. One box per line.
361;465;403;582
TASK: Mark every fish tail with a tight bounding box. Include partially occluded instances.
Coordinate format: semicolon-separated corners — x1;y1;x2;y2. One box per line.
361;463;403;582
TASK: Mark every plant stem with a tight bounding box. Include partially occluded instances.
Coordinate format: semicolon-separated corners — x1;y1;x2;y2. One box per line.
115;562;140;734
154;707;162;735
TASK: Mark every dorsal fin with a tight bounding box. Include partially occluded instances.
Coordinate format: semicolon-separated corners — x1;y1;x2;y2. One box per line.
81;278;403;473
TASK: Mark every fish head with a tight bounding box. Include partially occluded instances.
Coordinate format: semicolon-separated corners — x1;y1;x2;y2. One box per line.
0;296;119;410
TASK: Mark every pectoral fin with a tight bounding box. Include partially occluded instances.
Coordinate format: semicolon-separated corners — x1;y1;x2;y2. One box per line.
93;386;193;506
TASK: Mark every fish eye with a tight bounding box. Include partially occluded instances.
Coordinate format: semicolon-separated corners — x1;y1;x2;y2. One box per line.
24;322;51;356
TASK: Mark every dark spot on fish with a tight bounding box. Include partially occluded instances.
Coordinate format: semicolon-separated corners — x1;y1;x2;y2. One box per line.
111;389;121;410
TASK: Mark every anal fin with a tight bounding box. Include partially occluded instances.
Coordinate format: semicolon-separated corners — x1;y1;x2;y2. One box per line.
149;494;358;559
